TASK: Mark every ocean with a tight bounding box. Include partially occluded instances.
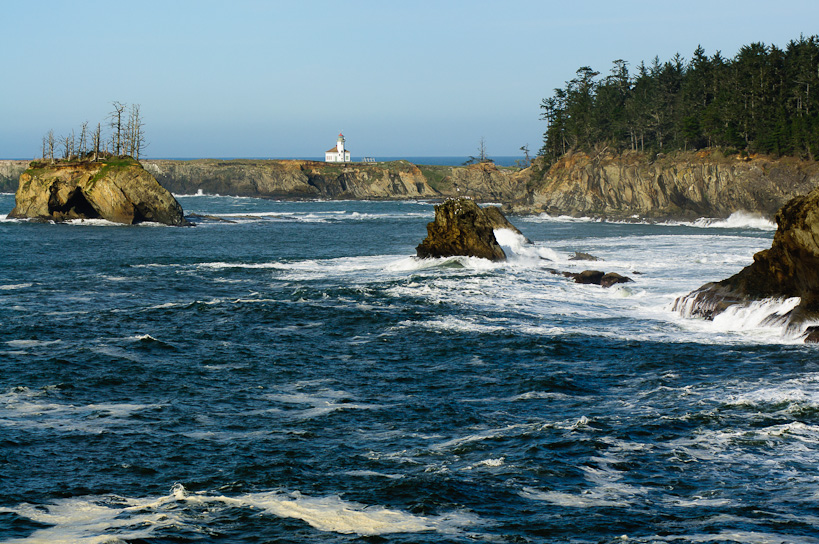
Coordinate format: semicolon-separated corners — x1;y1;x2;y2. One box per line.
1;192;818;543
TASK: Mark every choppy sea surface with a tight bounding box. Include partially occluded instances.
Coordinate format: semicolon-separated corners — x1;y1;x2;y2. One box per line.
1;192;818;544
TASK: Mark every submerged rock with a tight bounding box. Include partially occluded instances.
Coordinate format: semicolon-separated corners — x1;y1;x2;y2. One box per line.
416;198;509;261
8;158;189;226
673;185;819;336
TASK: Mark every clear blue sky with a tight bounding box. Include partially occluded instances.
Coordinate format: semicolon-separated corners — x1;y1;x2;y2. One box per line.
2;0;817;159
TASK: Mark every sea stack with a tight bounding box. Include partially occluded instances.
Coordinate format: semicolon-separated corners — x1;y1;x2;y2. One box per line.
8;157;189;226
416;198;509;261
673;185;819;338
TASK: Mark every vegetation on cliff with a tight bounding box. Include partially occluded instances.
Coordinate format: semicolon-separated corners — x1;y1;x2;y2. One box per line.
540;35;819;166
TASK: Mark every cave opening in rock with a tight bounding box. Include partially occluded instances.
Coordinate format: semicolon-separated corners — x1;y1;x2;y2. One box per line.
48;187;101;219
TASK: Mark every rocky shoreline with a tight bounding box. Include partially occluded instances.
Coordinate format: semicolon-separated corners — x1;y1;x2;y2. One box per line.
3;150;819;220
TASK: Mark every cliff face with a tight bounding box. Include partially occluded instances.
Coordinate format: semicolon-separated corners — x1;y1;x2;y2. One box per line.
421;162;530;202
143;159;439;200
0;160;28;193
511;150;819;220
9;159;188;226
140;159;531;203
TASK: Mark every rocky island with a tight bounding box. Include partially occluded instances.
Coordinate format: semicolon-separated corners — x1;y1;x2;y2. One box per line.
415;198;512;261
8;157;188;226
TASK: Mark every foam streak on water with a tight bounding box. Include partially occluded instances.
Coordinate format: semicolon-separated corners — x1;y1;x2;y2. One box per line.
1;193;817;542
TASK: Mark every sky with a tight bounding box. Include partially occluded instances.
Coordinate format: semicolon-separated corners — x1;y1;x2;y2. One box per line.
2;0;818;159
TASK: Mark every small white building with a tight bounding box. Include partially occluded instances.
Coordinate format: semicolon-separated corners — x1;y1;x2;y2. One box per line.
325;133;351;162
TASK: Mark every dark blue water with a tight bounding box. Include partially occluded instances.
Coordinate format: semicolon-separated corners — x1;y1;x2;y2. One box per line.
1;194;818;543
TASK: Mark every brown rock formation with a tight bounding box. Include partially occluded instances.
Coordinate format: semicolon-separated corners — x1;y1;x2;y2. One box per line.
8;158;188;226
673;185;819;335
416;198;508;261
511;150;819;220
142;159;437;200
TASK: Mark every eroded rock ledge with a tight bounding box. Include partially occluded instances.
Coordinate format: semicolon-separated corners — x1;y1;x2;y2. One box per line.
673;184;819;339
8;158;188;226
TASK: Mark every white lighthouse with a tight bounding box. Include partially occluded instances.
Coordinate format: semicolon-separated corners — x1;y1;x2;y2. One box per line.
325;133;351;162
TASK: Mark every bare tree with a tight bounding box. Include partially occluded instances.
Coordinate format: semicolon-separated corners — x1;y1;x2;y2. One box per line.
92;123;101;161
78;121;88;159
125;103;146;159
108;101;126;156
463;137;492;165
47;130;55;163
59;131;75;160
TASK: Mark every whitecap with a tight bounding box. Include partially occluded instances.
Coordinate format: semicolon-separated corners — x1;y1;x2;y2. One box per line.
0;283;33;290
5;339;61;348
519;487;630;508
689;211;776;230
0;485;479;539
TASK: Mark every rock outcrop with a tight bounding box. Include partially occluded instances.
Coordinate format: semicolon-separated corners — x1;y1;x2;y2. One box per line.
673;185;819;335
416;198;509;261
0;160;28;193
143;159;438;200
8;158;188;226
511;150;819;220
569;270;633;288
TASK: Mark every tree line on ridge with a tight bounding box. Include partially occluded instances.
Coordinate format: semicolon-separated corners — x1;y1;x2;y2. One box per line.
539;35;819;166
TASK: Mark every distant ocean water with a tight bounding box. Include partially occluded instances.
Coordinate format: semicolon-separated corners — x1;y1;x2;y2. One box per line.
2;193;819;543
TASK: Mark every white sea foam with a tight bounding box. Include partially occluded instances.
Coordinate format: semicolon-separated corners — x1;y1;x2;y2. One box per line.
523;211;776;231
0;485;478;540
5;339;61;348
0;283;32;290
0;389;163;432
649;530;819;543
688;211;776;230
63;218;122;227
494;228;560;261
673;295;807;342
520;487;631;508
264;387;385;420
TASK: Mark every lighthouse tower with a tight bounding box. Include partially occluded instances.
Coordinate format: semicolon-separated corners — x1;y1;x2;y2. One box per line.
325;132;351;162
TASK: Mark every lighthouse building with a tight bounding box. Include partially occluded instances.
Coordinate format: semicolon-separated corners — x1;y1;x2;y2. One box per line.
325;133;351;162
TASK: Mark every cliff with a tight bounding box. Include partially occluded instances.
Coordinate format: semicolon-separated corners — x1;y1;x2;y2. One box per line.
510;150;819;220
0;160;28;193
140;159;530;203
8;158;188;226
143;159;439;200
9;151;818;220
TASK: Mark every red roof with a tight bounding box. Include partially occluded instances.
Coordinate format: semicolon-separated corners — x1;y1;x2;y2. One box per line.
326;147;350;153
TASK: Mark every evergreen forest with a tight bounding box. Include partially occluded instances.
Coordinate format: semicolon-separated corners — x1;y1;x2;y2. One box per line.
539;35;819;165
